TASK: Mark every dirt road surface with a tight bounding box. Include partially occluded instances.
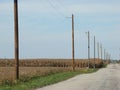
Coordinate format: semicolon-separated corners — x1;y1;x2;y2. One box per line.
36;64;120;90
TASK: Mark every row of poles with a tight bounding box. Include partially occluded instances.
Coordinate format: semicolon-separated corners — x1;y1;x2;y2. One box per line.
72;14;111;70
13;1;111;80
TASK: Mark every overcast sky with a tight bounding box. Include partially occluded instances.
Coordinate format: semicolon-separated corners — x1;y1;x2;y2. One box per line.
0;0;120;60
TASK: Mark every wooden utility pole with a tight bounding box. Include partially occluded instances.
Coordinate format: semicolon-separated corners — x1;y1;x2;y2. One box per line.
100;44;102;60
118;48;120;61
109;54;110;63
88;31;90;68
14;0;19;80
94;36;96;68
104;49;106;60
106;52;110;63
72;14;75;71
97;42;99;59
106;52;108;61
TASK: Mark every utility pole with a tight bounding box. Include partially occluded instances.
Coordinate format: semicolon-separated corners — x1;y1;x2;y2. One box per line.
97;42;99;59
109;54;111;63
72;14;75;71
104;49;106;60
86;31;90;68
100;44;102;60
14;0;19;80
118;48;120;61
94;36;95;68
106;52;109;64
106;52;110;64
106;52;108;61
103;49;106;64
85;31;90;68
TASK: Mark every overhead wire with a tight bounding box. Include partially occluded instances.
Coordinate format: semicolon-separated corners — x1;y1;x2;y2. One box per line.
47;0;68;18
55;0;71;15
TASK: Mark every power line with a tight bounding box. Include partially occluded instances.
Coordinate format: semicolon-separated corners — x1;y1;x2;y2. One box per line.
55;0;68;11
47;0;67;17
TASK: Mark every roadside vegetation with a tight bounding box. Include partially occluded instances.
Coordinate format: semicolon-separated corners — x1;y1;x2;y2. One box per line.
0;68;98;90
0;59;109;90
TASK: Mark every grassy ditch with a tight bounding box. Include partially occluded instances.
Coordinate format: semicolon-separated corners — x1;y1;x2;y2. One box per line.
0;68;98;90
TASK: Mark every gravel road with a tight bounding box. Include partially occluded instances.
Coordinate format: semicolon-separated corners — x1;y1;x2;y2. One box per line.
36;64;120;90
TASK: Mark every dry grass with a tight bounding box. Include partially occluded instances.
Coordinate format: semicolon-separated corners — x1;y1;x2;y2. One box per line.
0;59;107;67
0;59;109;84
0;67;71;84
0;67;14;83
